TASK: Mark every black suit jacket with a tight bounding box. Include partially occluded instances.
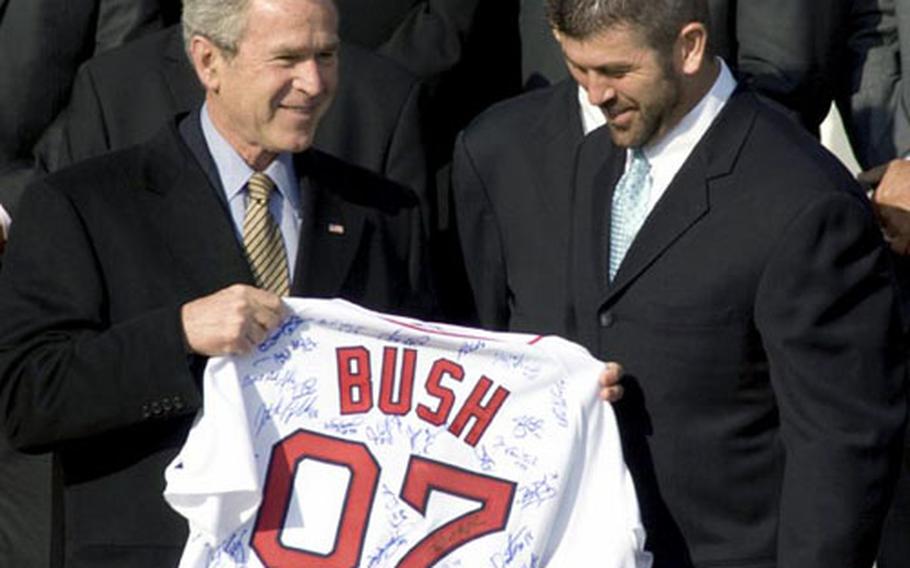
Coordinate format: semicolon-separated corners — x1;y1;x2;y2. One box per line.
570;90;906;567
708;0;853;134
837;0;910;169
0;0;176;174
452;79;583;333
0;115;431;568
335;0;521;168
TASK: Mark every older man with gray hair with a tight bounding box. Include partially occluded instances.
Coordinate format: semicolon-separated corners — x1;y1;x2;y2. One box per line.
0;0;432;565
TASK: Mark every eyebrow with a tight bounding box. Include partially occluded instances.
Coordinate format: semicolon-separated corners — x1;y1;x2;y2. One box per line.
271;38;340;56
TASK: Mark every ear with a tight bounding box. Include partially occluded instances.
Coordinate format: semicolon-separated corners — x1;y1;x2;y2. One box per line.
189;35;226;93
676;22;708;75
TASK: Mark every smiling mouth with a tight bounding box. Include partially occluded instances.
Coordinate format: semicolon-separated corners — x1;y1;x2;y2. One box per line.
605;107;637;129
281;105;316;113
606;107;633;120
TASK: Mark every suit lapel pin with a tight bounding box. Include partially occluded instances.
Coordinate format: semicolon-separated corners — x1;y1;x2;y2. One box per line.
328;223;345;235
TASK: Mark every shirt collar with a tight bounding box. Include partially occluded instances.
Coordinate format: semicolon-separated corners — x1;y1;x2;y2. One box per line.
640;58;736;165
578;85;608;136
200;104;299;206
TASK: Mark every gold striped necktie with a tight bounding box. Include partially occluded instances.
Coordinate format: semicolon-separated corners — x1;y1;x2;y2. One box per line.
242;172;290;296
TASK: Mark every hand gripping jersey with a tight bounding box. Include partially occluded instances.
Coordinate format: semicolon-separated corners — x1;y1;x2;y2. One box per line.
164;298;652;568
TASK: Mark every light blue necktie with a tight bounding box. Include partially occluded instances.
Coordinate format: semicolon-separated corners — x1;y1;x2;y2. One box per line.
609;148;651;281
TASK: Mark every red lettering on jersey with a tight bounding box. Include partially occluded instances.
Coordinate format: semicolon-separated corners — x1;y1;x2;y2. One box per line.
378;347;416;415
252;429;379;567
336;346;372;414
416;359;464;426
448;377;510;446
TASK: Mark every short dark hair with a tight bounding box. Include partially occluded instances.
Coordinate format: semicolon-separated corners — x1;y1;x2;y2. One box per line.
546;0;710;56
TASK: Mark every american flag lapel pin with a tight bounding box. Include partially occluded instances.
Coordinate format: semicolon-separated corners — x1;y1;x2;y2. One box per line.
328;223;345;235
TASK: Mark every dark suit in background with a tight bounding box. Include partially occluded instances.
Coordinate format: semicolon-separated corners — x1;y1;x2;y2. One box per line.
332;0;523;324
452;79;582;333
519;0;568;90
0;113;431;567
0;0;178;177
335;0;521;168
709;0;852;135
838;0;910;169
0;5;178;565
570;89;905;567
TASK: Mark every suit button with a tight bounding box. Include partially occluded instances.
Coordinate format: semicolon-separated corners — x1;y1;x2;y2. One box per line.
162;398;173;413
173;396;184;411
599;311;615;328
151;401;162;416
141;404;151;419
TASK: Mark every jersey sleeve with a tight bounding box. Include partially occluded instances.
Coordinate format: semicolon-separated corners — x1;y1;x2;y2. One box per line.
543;337;653;568
164;357;261;544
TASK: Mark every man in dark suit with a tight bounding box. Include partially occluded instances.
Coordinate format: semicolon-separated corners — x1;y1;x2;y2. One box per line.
556;0;904;566
0;19;429;568
0;1;431;567
455;0;906;566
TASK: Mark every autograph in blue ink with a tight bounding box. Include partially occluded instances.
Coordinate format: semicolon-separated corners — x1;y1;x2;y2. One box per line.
457;340;485;360
517;474;559;510
257;316;306;353
492;436;538;471
512;416;544;439
475;444;496;472
489;526;538;568
323;417;363;436
382;328;431;347
253;377;319;436
253;337;318;367
206;528;249;565
549;379;568;428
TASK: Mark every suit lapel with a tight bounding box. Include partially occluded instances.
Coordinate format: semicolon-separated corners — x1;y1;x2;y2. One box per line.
571;124;625;320
138;121;253;296
602;89;756;305
605;154;710;298
292;151;366;297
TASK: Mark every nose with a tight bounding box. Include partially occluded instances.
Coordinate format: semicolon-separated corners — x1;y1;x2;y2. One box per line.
292;59;327;96
585;73;616;107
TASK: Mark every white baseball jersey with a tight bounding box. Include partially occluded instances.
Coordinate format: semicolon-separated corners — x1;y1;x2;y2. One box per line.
164;298;652;568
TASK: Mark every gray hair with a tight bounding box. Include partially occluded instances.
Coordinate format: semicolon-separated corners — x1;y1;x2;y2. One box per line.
182;0;252;56
546;0;710;56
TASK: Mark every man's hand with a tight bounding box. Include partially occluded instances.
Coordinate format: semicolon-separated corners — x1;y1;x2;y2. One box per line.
181;284;287;356
860;159;910;254
598;362;624;402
